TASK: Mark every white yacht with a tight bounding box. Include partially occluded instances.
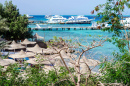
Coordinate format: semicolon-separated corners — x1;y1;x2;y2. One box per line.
120;17;130;24
47;15;67;24
45;15;53;19
91;22;110;29
120;17;130;27
66;15;92;24
26;14;33;18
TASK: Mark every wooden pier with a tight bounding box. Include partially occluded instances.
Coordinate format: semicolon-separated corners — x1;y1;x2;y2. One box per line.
31;26;100;30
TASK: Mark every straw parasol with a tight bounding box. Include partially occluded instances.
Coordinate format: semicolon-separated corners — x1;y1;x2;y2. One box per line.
0;57;16;66
68;62;74;67
80;63;90;74
67;53;77;58
21;39;36;45
26;58;55;65
9;50;35;59
54;50;70;59
27;44;57;54
5;40;26;53
33;33;44;40
79;56;100;66
54;59;64;67
26;44;44;53
42;48;57;54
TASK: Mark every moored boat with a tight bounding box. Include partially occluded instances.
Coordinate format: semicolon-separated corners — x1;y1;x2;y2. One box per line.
66;15;92;24
47;15;67;24
26;14;33;18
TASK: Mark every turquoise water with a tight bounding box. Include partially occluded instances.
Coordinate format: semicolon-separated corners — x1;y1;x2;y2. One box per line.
32;30;119;58
28;15;121;72
29;15;120;59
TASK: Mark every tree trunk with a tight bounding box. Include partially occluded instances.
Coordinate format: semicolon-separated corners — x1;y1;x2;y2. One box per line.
76;65;81;86
77;74;81;86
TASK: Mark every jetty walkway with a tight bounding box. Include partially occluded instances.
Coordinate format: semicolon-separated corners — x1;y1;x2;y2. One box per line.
31;26;101;30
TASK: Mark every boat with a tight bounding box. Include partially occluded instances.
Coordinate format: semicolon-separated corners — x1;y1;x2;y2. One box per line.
120;17;130;28
26;14;33;18
91;22;110;29
66;15;92;24
120;17;130;24
47;15;67;24
45;15;53;19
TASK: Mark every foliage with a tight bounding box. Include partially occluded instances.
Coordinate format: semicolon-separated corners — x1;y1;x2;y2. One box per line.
93;0;130;36
100;52;130;85
94;0;130;85
0;1;33;40
0;16;9;33
0;64;76;86
0;62;100;86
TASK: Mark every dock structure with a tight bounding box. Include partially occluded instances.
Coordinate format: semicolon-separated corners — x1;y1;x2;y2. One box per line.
31;26;100;30
28;20;92;25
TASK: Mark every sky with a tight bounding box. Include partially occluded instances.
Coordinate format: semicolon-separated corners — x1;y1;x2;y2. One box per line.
0;0;130;15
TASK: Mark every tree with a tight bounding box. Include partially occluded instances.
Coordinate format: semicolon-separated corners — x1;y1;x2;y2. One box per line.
47;36;107;86
92;0;130;85
0;16;9;33
0;1;33;40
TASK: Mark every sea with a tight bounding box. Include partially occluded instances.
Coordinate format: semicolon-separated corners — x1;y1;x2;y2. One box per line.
28;15;122;72
28;15;121;60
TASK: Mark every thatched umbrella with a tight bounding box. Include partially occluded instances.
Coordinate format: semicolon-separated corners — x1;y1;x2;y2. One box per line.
21;39;36;52
9;50;35;59
26;58;55;65
67;53;77;58
26;44;44;54
42;48;57;54
33;33;44;40
79;56;100;66
54;59;64;67
5;40;26;53
54;50;70;59
80;63;90;74
27;44;57;54
0;57;16;66
21;39;36;45
68;62;74;67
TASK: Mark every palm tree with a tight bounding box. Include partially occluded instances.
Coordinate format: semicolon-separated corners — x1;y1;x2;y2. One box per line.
0;16;9;32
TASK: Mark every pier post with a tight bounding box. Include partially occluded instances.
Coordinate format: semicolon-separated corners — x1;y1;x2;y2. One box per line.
80;28;81;30
74;28;76;30
86;28;87;30
62;28;63;30
56;28;58;30
68;28;70;30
